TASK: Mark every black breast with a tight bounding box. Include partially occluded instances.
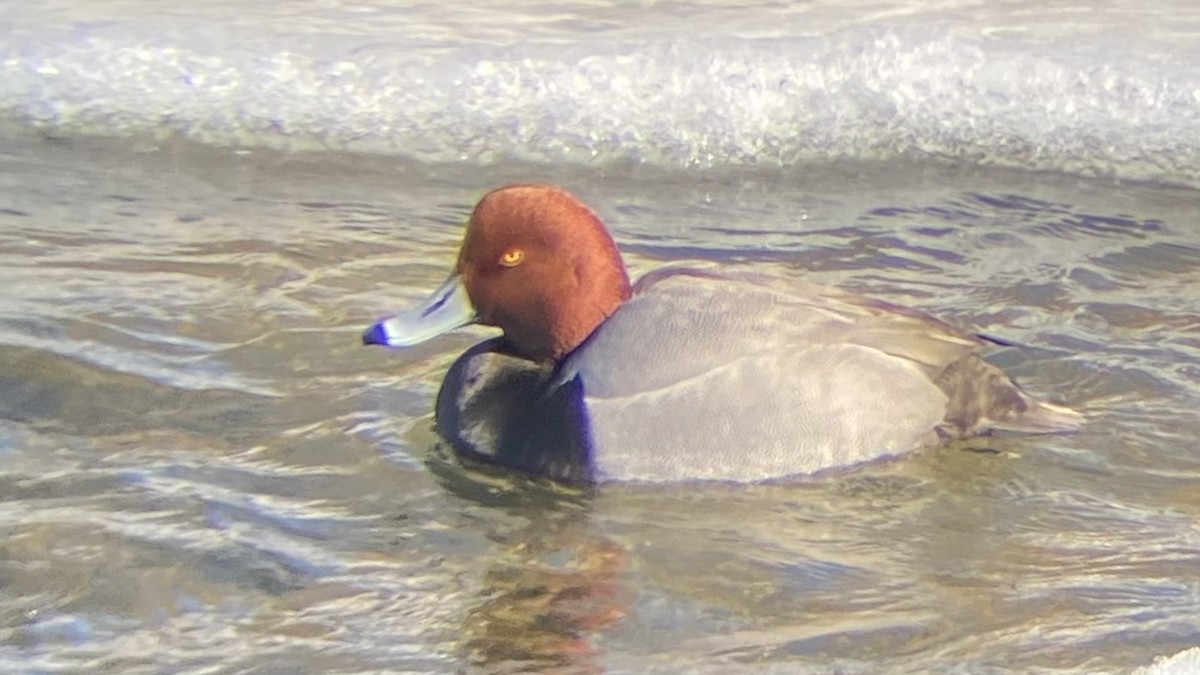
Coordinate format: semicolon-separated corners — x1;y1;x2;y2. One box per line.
434;339;594;482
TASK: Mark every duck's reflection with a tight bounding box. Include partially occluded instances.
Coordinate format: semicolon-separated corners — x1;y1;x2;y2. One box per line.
430;451;634;673
463;532;628;672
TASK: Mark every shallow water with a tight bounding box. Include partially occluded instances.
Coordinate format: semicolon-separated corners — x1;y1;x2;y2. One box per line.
1;130;1199;673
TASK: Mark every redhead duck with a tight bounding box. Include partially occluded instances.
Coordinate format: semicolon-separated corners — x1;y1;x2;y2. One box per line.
363;184;1081;483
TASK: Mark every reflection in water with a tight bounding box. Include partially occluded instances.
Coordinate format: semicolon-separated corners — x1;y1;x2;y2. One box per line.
463;519;629;672
431;455;632;673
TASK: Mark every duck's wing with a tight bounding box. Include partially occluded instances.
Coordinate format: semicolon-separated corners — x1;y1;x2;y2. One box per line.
565;268;1079;482
568;267;983;399
565;270;956;481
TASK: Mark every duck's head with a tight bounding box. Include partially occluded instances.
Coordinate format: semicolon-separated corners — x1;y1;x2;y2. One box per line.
363;184;632;362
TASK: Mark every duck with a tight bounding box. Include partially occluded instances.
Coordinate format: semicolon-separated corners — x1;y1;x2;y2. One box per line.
362;184;1081;483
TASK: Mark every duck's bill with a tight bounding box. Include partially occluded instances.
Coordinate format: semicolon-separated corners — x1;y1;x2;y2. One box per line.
362;274;476;347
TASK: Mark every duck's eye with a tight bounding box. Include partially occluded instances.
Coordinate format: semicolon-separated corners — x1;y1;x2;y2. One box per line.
499;248;525;268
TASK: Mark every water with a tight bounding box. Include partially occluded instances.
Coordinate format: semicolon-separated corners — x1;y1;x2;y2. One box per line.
1;0;1200;673
4;0;1200;184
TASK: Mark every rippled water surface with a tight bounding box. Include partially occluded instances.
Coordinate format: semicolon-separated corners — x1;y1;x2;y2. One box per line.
0;131;1198;673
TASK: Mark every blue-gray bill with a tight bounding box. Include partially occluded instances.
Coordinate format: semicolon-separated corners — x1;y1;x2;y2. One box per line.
362;274;476;347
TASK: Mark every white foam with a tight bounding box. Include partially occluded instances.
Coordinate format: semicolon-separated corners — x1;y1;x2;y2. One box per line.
1133;647;1200;675
1;0;1199;185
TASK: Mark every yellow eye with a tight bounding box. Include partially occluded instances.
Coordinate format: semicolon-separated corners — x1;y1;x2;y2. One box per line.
499;248;525;267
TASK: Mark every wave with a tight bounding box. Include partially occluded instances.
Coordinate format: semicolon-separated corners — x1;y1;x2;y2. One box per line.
2;2;1199;186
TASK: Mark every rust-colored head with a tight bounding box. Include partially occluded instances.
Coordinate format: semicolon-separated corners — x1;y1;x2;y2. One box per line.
455;184;632;362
